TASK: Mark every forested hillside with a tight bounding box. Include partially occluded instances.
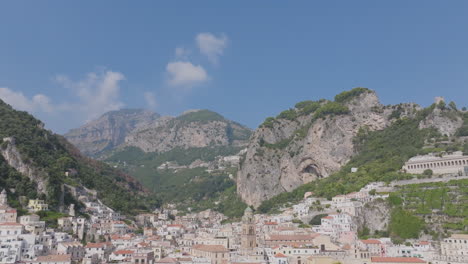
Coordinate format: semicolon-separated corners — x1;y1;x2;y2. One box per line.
0;99;159;214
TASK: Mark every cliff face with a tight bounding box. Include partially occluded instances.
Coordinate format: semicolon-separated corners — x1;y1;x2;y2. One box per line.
419;107;463;136
123;110;252;153
354;199;391;234
1;137;48;194
237;91;466;207
64;109;160;157
237;91;395;207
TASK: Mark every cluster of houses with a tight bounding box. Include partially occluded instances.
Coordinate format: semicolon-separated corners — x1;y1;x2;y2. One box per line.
1;177;467;264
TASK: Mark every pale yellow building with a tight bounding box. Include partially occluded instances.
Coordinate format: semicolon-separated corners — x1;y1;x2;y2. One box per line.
27;199;49;212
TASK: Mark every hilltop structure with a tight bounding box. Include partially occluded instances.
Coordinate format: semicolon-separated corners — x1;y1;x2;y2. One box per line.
402;152;468;175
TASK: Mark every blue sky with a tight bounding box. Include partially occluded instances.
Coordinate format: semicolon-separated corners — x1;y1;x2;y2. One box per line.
1;1;467;133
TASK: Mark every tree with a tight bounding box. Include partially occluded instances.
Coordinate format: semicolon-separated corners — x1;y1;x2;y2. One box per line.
423;169;433;177
448;101;457;111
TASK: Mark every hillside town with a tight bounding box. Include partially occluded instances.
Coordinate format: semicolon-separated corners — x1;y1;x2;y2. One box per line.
1;173;467;264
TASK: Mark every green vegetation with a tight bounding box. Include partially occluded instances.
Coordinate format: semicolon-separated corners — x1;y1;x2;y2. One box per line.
261;117;276;128
37;210;69;228
298;101;321;116
108;145;247;219
277;109;298;120
176;109;225;123
388;208;425;240
309;214;328;225
313;102;350;119
0;99;158;214
334;87;370;103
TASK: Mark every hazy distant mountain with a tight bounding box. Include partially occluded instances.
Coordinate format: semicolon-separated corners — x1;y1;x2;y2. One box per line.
64;109;160;157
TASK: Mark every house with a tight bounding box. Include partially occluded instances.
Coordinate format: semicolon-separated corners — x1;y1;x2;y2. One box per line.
358;240;386;257
57;241;85;262
84;242;114;262
27;199;48;212
110;250;134;262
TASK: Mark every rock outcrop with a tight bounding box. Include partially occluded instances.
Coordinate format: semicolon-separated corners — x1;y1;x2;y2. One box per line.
419;107;463;136
64;109;160;157
354;199;391;234
1;137;48;194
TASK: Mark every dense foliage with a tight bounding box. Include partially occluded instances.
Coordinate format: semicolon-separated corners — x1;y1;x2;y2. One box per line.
334;87;371;103
0;100;158;214
313;102;349;119
388;208;425;240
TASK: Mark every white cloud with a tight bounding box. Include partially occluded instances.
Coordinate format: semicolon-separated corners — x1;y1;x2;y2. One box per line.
196;32;228;64
144;92;157;109
55;70;125;121
166;61;209;87
0;88;54;113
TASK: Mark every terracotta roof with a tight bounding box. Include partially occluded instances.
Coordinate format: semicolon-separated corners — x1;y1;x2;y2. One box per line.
274;253;287;258
361;239;381;244
323;216;333;220
85;242;111;248
419;241;430;245
371;257;426;263
36;254;71;262
265;221;278;225
192;244;228;252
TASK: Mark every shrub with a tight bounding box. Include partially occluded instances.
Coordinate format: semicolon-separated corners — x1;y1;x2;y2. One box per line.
423;169;433;176
334;87;370;103
314;102;350;119
277;109;297;120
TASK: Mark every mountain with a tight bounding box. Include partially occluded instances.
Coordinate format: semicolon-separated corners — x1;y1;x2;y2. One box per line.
65;108;252;218
0;100;159;214
238;88;467;207
123;109;252;153
64;109;160;157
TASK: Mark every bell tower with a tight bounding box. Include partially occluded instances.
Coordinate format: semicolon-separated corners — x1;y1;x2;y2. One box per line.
241;207;256;250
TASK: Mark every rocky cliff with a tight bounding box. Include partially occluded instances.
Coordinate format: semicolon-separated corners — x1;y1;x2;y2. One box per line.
1;137;48;194
64;109;160;157
124;110;252;153
237;89;464;207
